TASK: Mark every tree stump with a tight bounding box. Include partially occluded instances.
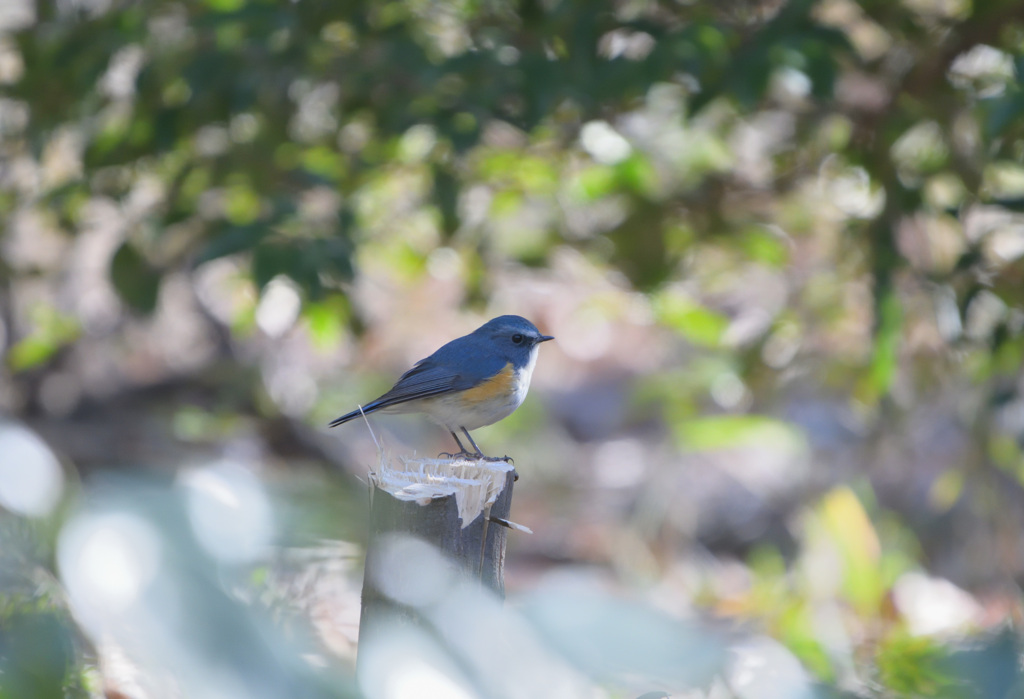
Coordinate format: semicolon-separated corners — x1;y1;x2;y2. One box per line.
356;456;521;677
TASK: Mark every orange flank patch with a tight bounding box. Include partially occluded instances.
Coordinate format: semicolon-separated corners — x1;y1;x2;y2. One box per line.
459;363;516;406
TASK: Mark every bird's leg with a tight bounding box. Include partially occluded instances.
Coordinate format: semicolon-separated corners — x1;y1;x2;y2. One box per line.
461;428;484;457
439;430;475;459
461;428;514;464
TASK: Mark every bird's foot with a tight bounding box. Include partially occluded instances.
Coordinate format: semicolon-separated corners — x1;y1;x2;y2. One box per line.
440;451;514;465
438;450;474;460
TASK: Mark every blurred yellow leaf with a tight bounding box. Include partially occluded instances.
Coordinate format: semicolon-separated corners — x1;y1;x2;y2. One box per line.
818;486;883;615
988;434;1020;470
929;469;964;513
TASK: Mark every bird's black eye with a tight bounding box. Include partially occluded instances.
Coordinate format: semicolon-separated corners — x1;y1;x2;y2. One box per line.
511;333;525;345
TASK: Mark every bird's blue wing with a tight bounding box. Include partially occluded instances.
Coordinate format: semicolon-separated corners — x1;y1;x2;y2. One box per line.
370;360;462;405
373;336;508;405
328;336;506;427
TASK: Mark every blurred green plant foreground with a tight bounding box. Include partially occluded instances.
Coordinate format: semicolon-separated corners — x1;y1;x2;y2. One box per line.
5;0;1024;696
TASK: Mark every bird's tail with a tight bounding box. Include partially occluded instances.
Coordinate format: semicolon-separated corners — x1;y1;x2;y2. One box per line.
328;402;381;428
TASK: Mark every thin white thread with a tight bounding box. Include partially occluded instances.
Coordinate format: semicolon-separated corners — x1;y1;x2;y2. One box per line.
357;404;381;452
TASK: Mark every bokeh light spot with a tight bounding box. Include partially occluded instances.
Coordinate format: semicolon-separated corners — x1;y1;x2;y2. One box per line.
180;460;273;564
0;421;64;517
58;512;163;619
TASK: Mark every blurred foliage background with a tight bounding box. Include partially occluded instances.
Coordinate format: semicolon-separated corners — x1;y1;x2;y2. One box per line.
4;0;1024;696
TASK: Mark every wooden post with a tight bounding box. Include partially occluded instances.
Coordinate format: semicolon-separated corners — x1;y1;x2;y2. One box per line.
356;456;520;678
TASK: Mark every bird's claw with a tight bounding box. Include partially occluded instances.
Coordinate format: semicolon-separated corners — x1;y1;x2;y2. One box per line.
438;451;514;466
438;450;473;460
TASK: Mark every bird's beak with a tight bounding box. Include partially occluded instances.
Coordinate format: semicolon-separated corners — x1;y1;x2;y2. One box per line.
538;335;555;343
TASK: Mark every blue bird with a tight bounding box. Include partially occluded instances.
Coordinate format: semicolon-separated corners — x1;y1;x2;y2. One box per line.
329;315;554;460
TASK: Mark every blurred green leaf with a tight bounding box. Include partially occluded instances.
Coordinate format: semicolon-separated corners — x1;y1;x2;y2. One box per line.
675;415;805;452
110;242;161;313
197;225;270;263
432;165;460;238
302;146;346;182
207;0;246;12
304;297;350;349
8;338;60;373
252;241;304;292
877;633;958;698
739;228;790;267
652;291;728;347
571;165;618;202
490;189;523;217
614;155;659;196
7;308;81;372
859;291;902;405
252;237;352;298
608;203;676;290
224;184;263;226
981;92;1024;139
0;612;77;699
